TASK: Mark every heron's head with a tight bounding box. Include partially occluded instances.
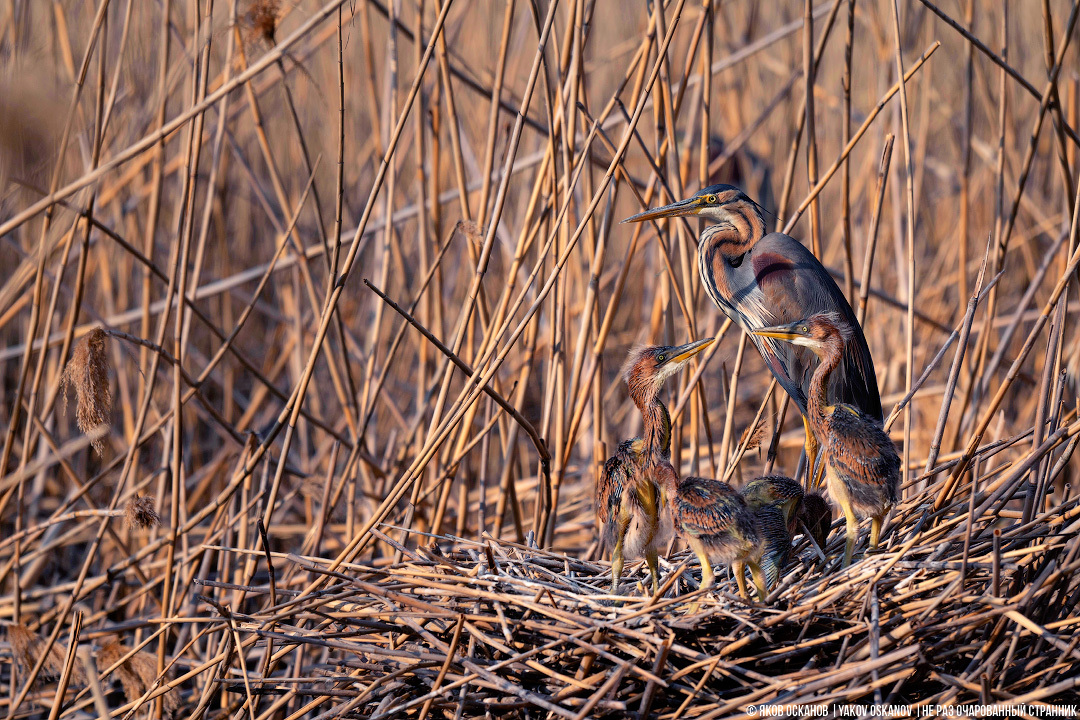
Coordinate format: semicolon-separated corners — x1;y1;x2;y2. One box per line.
741;475;804;527
622;338;714;405
623;183;764;237
748;312;851;358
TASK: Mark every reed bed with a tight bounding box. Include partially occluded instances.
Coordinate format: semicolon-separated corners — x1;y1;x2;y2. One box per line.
2;0;1080;716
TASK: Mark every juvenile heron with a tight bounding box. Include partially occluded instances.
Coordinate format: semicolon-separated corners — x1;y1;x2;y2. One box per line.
659;473;767;601
741;475;805;527
741;475;832;586
753;504;793;591
597;338;713;593
752;313;900;568
623;186;881;484
741;475;830;547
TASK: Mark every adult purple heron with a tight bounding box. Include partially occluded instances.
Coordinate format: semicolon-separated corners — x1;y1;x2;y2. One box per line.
623;185;881;483
597;338;713;594
752;313;900;568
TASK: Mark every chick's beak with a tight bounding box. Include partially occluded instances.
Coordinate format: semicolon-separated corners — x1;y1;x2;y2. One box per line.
621;196;704;224
750;322;805;342
664;337;714;365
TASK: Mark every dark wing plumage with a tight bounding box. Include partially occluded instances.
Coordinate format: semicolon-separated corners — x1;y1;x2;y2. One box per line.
825;405;901;507
751;234;882;421
673;477;759;546
755;505;792;590
596;440;639;551
800;491;832;550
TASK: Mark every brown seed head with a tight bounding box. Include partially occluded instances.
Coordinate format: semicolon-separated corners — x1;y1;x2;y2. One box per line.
246;0;280;46
98;641;178;716
738;416;767;454
7;623;85;687
458;219;483;245
125;495;161;530
60;328;112;455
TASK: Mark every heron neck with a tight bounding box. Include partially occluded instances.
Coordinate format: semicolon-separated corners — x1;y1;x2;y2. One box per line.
701;205;765;255
807;336;843;429
701;223;757;257
638;396;672;458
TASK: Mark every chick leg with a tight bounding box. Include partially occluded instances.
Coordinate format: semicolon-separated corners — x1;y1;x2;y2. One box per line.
826;469;859;568
732;560;748;599
684;538;715;612
748;561;768;601
610;515;631;593
869;515;884;550
840;500;859;569
645;546;661;596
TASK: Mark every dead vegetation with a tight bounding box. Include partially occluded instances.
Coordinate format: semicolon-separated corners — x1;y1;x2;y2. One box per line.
2;0;1080;717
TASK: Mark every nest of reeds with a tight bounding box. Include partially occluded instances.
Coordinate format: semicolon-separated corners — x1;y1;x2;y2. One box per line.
188;476;1080;717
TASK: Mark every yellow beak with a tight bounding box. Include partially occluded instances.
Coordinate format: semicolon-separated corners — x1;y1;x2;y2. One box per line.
621;196;705;224
665;337;715;364
750;323;804;342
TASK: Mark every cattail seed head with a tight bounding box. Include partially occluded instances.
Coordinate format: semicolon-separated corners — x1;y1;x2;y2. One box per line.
738;416;767;454
246;0;280;46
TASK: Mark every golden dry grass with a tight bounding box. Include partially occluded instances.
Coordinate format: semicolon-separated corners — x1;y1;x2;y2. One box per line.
1;0;1080;716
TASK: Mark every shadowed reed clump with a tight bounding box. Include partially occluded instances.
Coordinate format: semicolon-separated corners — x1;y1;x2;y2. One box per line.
59;328;111;455
98;641;178;716
125;495;161;530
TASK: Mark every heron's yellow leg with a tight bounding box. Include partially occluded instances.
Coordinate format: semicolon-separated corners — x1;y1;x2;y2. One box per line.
869;515;883;550
812;457;827;489
732;560;748;599
610;515;631;593
645;546;660;596
826;467;859;568
686;539;714;612
840;500;859;569
748;561;768;601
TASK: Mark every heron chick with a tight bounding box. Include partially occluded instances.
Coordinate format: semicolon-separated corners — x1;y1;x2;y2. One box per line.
752;313;899;568
597;338;713;594
740;475;803;590
659;473;768;601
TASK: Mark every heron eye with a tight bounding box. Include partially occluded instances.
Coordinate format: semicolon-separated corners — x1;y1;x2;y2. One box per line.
800;325;808;333
728;252;745;268
656;354;667;363
706;194;716;204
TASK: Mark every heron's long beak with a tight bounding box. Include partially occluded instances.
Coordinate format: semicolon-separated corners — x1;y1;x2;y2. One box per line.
621;196;704;224
749;323;804;341
664;337;714;365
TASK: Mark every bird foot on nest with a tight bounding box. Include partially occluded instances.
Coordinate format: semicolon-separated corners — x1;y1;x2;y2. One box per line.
685;599;707;614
